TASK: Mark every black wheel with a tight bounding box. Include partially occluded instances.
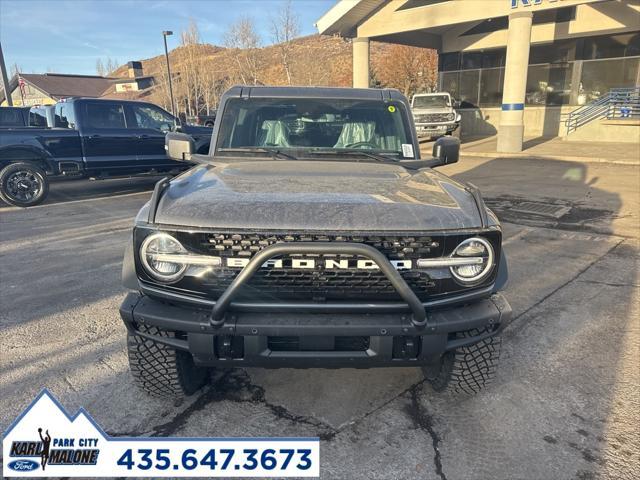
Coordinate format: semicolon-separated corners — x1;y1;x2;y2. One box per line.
423;327;501;396
0;162;49;207
204;121;214;127
127;324;208;398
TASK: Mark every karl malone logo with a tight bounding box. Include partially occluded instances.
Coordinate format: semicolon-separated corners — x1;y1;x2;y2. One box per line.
9;427;99;471
4;389;102;475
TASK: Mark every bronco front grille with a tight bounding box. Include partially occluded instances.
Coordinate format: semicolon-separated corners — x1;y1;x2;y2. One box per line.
166;232;445;301
141;230;500;303
199;232;442;259
414;113;452;123
193;265;437;301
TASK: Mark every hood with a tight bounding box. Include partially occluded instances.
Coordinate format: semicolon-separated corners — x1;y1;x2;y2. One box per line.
154;160;483;231
412;107;453;114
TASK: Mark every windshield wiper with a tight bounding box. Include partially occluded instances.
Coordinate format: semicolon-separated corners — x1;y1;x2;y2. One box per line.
308;149;397;163
217;147;298;160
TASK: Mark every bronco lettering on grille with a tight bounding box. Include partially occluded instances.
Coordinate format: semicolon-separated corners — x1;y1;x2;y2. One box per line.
225;257;412;270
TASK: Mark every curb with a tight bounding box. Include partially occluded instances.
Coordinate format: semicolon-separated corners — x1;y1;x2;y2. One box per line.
459;151;640;166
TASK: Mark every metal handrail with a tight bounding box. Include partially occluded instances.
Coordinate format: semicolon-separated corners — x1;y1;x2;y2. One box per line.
565;86;640;134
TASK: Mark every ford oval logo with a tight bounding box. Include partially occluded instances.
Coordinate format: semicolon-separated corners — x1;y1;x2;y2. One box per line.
8;459;39;471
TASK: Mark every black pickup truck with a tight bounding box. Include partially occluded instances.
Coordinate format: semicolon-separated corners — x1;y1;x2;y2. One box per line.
0;106;31;127
120;86;512;399
0;98;211;207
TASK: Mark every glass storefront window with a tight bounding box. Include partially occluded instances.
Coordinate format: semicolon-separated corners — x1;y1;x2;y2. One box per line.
525;63;573;105
440;70;480;107
580;57;640;102
459;70;480;107
439;52;460;72
482;50;505;69
440;71;460;100
580;33;640;60
529;39;576;64
479;68;504;106
461;52;482;70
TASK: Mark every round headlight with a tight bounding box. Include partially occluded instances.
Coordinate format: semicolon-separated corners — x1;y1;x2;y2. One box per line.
447;112;455;121
449;237;494;285
140;232;188;283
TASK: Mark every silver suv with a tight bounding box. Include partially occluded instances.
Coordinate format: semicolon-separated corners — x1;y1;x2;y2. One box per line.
411;92;461;139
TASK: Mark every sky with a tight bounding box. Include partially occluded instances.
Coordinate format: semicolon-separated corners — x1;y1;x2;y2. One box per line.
0;0;337;75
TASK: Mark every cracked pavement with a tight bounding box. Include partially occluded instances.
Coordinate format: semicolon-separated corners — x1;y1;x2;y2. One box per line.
1;156;638;479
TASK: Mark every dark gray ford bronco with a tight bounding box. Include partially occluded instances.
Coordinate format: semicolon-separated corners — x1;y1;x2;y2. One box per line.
120;86;511;398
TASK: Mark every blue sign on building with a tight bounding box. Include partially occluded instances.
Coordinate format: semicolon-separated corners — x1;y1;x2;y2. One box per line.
512;0;563;8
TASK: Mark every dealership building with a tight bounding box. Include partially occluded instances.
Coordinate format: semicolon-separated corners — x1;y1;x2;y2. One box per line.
317;0;640;151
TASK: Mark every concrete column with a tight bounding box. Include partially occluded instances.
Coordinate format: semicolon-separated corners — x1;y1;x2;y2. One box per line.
497;11;533;153
352;37;370;88
569;60;584;106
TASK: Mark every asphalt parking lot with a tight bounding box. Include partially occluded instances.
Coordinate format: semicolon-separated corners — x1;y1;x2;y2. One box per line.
1;156;638;480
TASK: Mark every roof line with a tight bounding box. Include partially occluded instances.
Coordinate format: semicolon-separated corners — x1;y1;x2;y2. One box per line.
316;0;364;34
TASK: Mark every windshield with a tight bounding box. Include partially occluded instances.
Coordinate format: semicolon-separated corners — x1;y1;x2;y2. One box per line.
216;98;412;158
412;95;450;109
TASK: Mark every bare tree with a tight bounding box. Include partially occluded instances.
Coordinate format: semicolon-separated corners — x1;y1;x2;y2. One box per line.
270;0;300;85
374;44;438;97
96;59;106;76
179;19;205;116
181;18;201;45
223;16;262;85
105;57;120;75
155;66;173;112
94;57;120;76
201;67;228;115
9;63;22;78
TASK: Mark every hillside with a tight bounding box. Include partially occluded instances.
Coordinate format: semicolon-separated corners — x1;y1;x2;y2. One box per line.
107;34;436;115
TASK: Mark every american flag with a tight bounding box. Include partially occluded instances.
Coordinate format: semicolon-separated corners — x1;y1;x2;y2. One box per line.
18;76;26;97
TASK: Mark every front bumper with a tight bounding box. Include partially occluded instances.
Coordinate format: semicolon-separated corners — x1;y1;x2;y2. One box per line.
415;122;459;136
120;292;512;368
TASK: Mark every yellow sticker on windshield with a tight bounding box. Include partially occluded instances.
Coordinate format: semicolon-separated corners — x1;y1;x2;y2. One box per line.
388;105;396;113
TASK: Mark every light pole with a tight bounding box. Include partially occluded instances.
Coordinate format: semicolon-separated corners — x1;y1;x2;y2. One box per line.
162;30;176;118
0;42;13;106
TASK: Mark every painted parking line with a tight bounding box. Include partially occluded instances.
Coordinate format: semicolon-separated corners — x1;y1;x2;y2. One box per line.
503;226;535;245
0;190;151;213
0;218;133;253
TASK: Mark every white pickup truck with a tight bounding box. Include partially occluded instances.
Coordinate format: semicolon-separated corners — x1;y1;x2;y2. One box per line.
411;92;461;139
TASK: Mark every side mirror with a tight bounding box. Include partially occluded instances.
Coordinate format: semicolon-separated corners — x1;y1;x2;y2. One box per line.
431;136;460;167
165;131;195;162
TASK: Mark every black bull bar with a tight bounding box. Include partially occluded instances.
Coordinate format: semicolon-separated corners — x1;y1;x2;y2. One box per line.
209;242;429;329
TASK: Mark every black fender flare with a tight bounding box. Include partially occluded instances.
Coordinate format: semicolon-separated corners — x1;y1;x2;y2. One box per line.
122;232;139;291
0;145;55;173
494;249;509;292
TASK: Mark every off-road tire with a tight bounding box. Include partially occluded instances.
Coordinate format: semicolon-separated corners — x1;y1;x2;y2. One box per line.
423;327;501;395
0;162;49;207
127;324;208;398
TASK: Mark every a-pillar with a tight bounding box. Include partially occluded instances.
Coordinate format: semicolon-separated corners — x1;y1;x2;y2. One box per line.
497;11;533;153
352;37;370;88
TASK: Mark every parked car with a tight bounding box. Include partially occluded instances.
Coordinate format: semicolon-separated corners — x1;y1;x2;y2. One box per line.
120;85;511;399
411;92;461;139
0;98;211;207
0;106;30;127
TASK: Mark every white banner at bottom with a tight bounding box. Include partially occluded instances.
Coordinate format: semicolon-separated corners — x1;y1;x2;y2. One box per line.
3;389;319;477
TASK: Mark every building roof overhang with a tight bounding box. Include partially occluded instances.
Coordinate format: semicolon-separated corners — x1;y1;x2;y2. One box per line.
316;0;384;37
316;0;612;42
